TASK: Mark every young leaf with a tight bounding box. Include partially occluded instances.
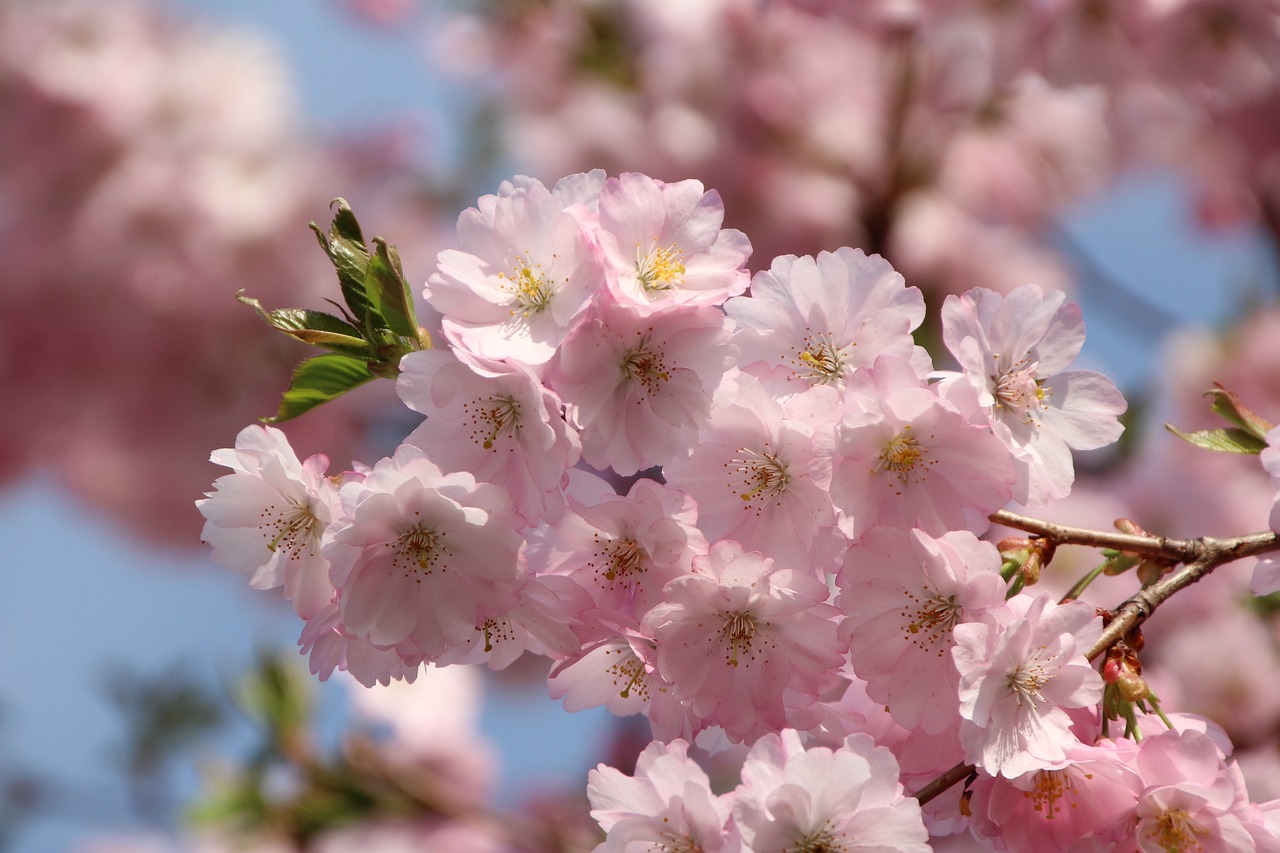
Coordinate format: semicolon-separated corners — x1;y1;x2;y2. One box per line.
364;237;421;343
309;198;375;330
1207;382;1274;441
264;353;375;423
237;292;374;358
1165;424;1267;454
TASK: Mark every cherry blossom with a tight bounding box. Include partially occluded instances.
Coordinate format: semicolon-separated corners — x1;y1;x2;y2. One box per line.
323;444;526;664
952;594;1105;779
1096;728;1279;852
530;477;707;620
733;729;931;853
965;737;1142;853
838;526;1007;734
397;348;579;526
548;616;659;717
938;284;1127;506
724;247;929;393
663;372;842;572
197;424;341;620
1253;424;1280;594
551;301;735;475
425;172;604;367
587;739;737;853
830;355;1016;539
642;540;844;744
298;601;423;688
592;172;751;315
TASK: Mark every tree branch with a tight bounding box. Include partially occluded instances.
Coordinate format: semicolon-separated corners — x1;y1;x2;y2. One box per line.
914;521;1280;806
990;509;1198;561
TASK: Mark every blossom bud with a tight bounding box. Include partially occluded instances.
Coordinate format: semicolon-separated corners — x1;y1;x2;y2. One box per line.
998;537;1050;587
1114;518;1149;537
1136;559;1174;586
1102;647;1150;702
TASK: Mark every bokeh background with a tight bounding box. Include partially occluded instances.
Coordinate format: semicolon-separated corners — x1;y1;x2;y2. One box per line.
3;0;1280;850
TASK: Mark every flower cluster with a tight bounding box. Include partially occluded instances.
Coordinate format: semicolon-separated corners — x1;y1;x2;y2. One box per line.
199;171;1280;850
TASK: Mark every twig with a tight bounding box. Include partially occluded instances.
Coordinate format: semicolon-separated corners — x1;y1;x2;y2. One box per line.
990;509;1197;561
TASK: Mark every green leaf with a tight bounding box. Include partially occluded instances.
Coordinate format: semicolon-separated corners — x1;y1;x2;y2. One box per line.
1165;423;1267;454
364;237;421;343
1207;382;1274;441
265;353;375;423
237;292;373;357
309;199;375;329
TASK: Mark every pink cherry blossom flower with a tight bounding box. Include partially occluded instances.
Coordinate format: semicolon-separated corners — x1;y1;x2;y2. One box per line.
197;424;341;620
642;540;844;744
433;573;590;670
965;737;1142;853
939;284;1127;506
952;594;1105;779
663;371;842;572
550;301;734;476
1097;728;1275;853
548;614;659;717
588;739;737;853
593;172;751;315
724;247;929;392
838;526;1008;734
323;444;526;664
547;611;702;742
298;601;421;688
830;355;1016;539
530;477;708;620
425;171;604;366
733;729;931;853
397;348;579;526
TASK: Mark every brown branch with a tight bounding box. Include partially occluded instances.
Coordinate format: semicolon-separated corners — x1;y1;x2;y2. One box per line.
989;509;1198;561
914;521;1280;806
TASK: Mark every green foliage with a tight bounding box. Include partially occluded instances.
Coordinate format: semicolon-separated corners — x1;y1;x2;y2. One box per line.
1165;382;1273;455
240;200;430;423
264;354;377;424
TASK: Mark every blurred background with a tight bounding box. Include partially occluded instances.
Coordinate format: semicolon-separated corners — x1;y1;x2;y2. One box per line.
3;0;1280;850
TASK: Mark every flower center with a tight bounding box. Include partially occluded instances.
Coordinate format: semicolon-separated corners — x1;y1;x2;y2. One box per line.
463;394;522;449
793;331;848;385
605;649;651;702
732;447;790;506
873;427;928;483
1147;807;1207;852
991;356;1048;423
500;257;555;315
262;500;322;559
719;610;758;667
479;615;516;653
395;523;446;574
791;826;845;853
636;241;686;292
1028;769;1073;818
1007;661;1050;706
902;588;960;650
596;536;646;584
621;341;671;393
654;830;706;853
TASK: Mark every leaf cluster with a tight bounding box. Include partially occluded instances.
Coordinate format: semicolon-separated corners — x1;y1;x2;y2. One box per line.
239;200;430;423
